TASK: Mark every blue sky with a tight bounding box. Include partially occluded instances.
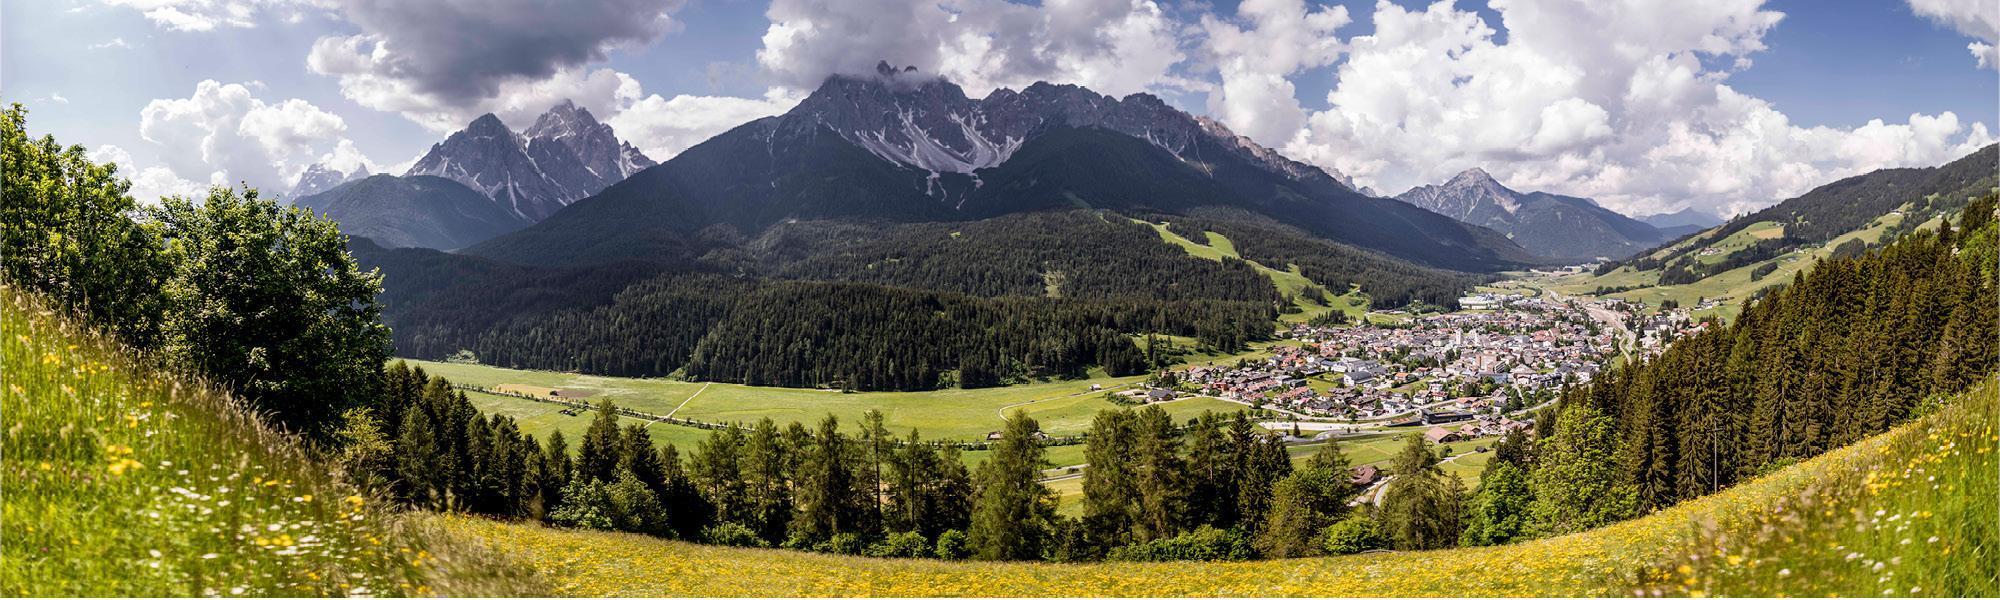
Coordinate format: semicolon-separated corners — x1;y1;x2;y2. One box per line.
5;0;1994;217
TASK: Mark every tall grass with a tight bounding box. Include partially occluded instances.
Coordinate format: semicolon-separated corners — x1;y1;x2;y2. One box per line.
1637;381;1998;597
0;284;546;596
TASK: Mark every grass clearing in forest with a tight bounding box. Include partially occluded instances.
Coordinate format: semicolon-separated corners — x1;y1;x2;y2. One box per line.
405;359;1261;444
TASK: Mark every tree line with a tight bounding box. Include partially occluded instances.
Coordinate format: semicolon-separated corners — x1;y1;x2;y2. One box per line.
358;242;1277;390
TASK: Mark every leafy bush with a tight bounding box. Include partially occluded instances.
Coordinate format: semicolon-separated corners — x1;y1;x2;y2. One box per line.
934;529;971;560
1321;514;1388;555
701;522;769;548
1106;526;1252;562
822;532;869;556
866;531;931;558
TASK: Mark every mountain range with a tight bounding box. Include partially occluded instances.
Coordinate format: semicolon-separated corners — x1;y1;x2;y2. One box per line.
293;101;655;250
1395;168;1668;261
461;62;1534;272
406;100;655;221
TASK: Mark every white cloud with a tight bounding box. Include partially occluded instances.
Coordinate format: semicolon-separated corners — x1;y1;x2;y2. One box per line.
1279;0;1993;218
1908;0;1999;69
138;80;362;194
90;144;216;204
88;37;131;50
97;0;325;32
759;0;1192;99
608;88;803;160
1198;0;1350;146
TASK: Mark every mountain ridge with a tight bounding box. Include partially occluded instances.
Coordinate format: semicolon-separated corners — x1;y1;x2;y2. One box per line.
1396;168;1665;260
463;67;1538;273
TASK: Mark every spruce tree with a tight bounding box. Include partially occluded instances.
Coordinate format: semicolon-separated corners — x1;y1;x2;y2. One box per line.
969;412;1055;560
1381;432;1464;550
577;400;625;484
741;419;793;542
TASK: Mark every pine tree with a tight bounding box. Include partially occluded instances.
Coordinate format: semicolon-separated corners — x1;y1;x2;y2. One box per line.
968;412;1055;560
741;419;793;543
1130;405;1186;541
577;400;625;484
1381;432;1464;550
1254;439;1356;557
1081;408;1138;552
691;426;748;526
792;415;864;545
543;430;573;509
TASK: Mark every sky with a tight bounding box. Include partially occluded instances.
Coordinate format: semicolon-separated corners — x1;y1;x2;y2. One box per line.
4;0;1995;218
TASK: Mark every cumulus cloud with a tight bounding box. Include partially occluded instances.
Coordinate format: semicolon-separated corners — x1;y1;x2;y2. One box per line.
1198;0;1350;146
1280;0;1993;218
88;37;131;50
137;80;360;194
759;0;1192;98
90;144;217;204
608;88;803;160
1907;0;2000;69
308;0;684;125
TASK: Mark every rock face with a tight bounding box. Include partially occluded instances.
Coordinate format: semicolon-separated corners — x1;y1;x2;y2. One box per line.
290;162;368;200
788;62;1355;191
406;102;653;221
1396;169;1667;261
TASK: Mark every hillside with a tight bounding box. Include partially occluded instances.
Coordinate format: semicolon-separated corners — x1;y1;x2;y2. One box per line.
440;380;1996;596
0;284;545;596
1545;145;1997;318
295;174;532;250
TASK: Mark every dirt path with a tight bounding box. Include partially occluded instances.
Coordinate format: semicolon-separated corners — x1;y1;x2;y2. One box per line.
663;382;711;419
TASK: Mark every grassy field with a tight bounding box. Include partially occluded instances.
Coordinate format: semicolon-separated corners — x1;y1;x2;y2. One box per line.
406;359;1260;445
1139;219;1369;323
438;379;1997;596
0;286;545;597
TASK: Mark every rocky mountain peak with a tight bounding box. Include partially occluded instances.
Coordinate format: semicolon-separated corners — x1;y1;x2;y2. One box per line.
405;101;653;222
289;162;368;200
781;68;1354;192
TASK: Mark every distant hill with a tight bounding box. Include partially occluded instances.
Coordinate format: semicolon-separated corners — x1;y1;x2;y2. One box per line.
1639;207;1724;230
462;65;1536;273
295;174;531;250
1395;168;1667;261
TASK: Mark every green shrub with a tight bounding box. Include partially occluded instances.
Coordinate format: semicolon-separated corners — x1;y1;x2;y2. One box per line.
822;532;869;556
1321;514;1388;555
701;522;769;548
1106;526;1252;562
866;531;931;558
934;529;971;560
